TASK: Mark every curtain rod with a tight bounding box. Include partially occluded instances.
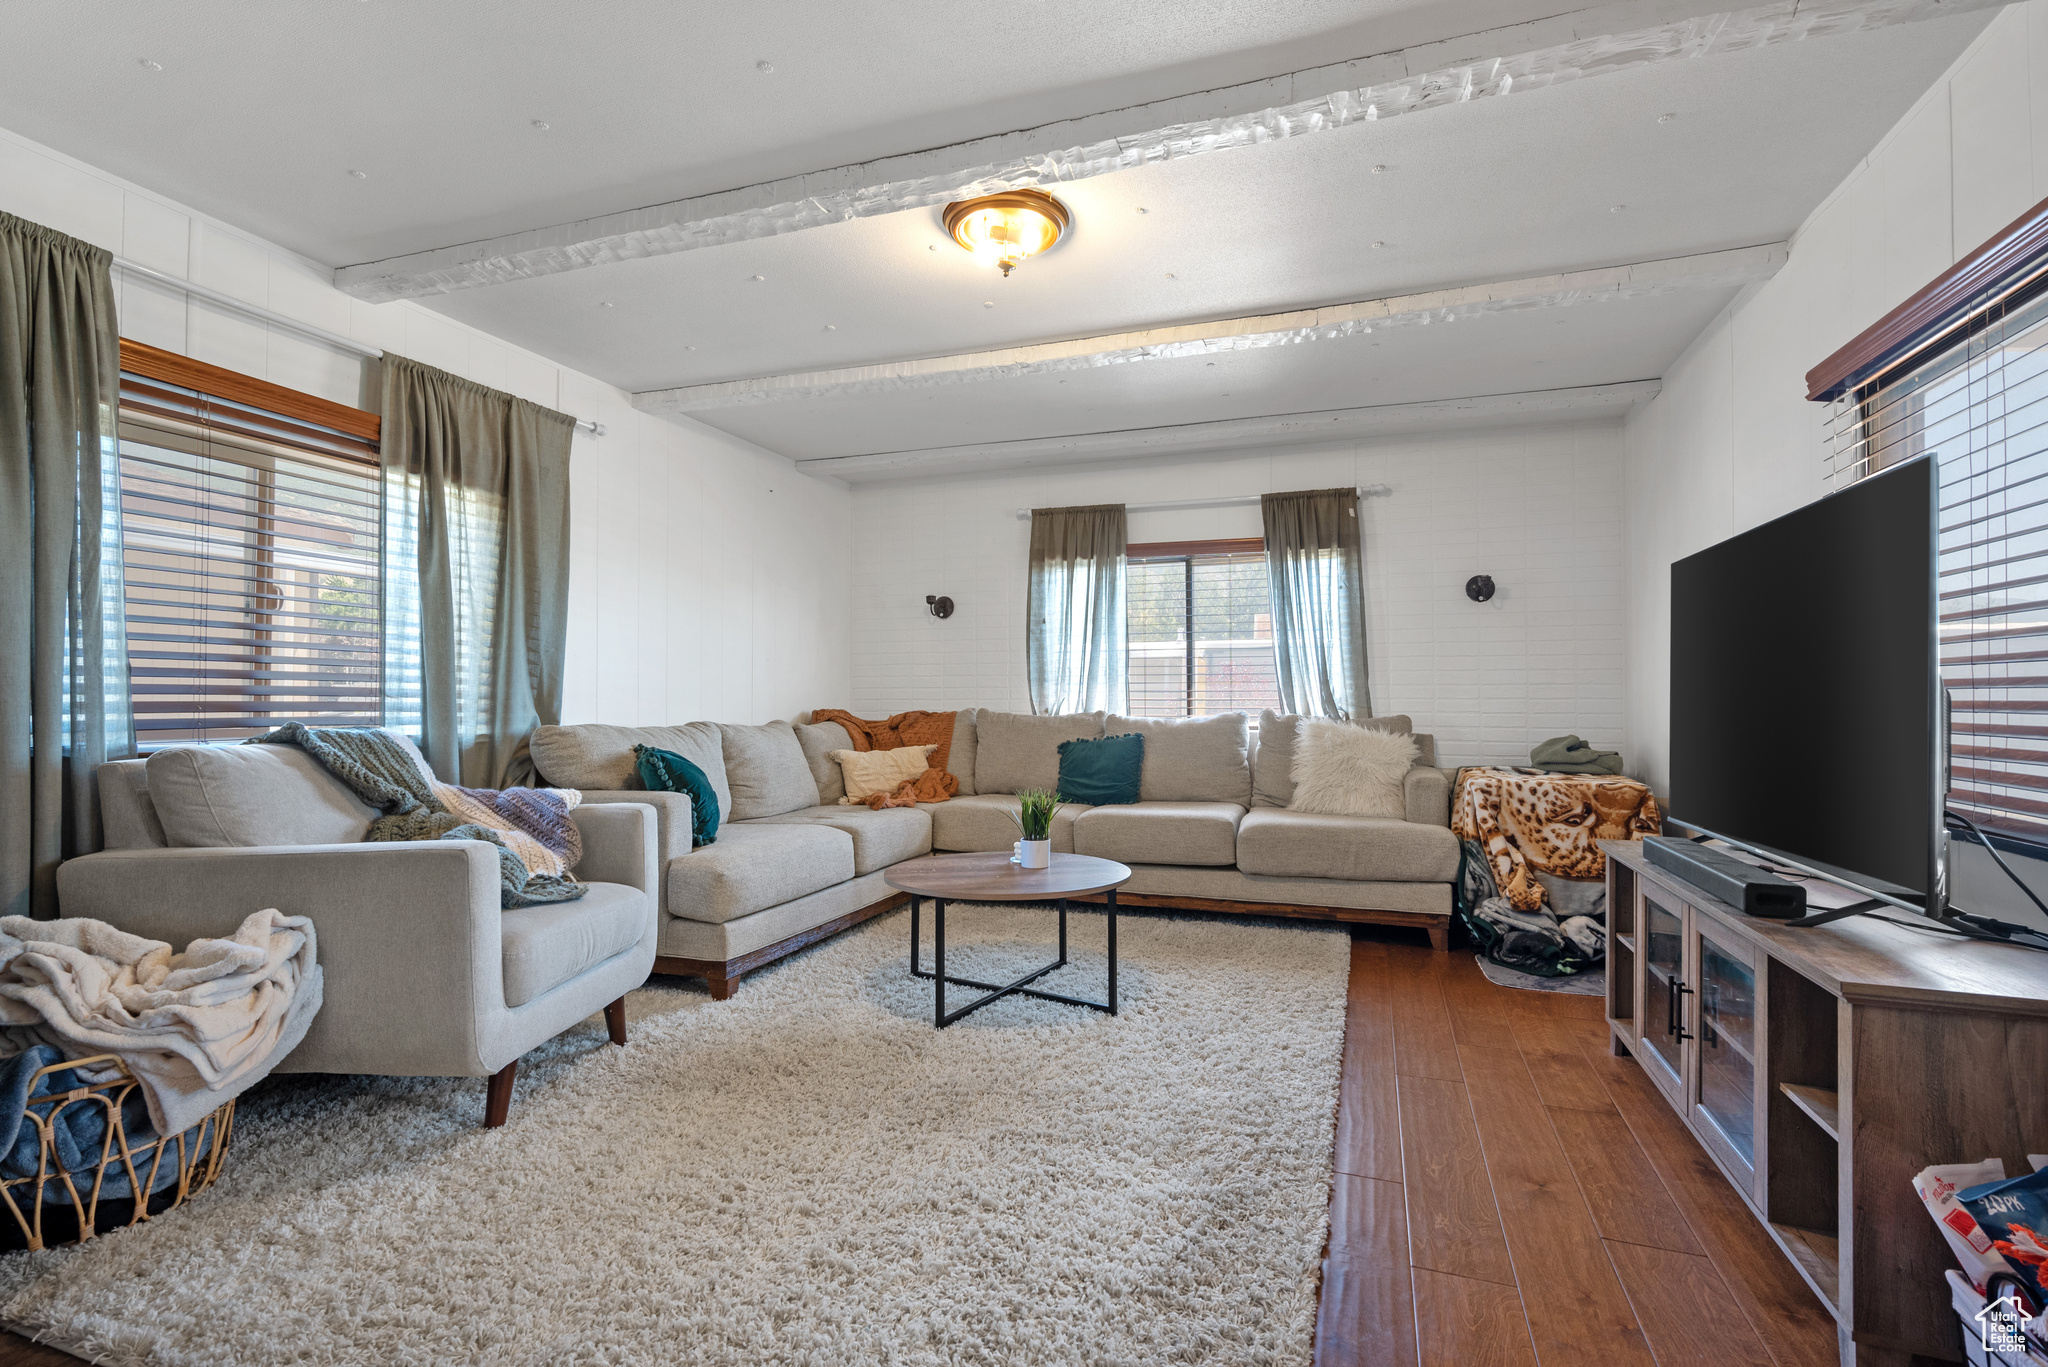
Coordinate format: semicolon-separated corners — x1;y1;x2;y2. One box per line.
111;256;606;437
1012;484;1390;521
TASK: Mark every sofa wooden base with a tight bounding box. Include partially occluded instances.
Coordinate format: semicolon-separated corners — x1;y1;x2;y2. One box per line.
653;892;912;999
1066;890;1450;952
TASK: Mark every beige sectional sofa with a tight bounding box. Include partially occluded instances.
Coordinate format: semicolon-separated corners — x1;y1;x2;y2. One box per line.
530;708;1458;999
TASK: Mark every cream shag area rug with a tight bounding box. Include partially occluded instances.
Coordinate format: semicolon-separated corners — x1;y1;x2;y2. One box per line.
0;905;1350;1366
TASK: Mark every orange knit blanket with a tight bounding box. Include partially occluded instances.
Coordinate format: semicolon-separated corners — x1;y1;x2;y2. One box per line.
809;709;961;809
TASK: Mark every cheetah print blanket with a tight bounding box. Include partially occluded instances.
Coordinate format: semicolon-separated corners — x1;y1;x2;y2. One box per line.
1452;767;1661;911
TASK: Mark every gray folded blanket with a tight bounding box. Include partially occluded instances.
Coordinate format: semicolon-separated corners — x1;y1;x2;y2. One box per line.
1530;734;1624;775
251;723;587;908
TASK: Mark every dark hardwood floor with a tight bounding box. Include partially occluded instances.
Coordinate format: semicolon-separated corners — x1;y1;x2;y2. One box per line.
0;928;1840;1366
1315;934;1840;1367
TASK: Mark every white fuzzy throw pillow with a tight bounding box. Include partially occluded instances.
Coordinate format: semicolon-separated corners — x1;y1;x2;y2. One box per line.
1288;720;1418;818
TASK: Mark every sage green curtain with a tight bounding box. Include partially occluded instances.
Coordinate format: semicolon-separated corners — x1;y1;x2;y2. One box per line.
0;212;131;918
1262;487;1370;720
1027;503;1126;715
380;355;574;788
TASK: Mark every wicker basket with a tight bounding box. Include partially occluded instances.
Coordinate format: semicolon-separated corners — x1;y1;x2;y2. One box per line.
0;1053;235;1251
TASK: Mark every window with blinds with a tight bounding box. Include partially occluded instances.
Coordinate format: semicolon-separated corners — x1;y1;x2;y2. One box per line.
118;371;382;747
1825;276;2048;846
1126;538;1282;717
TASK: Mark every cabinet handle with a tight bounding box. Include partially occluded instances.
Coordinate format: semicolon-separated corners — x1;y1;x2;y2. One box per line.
1673;981;1694;1043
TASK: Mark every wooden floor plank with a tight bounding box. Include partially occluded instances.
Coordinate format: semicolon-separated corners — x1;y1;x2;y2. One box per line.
1444;953;1521;1049
0;1334;79;1366
1397;1073;1517;1285
1319;1174;1418;1366
1515;1014;1618;1114
1457;1044;1658;1367
1547;1104;1704;1256
1605;1239;1778;1367
1388;948;1466;1081
1335;944;1403;1182
1414;1268;1540;1367
1587;1048;1840;1367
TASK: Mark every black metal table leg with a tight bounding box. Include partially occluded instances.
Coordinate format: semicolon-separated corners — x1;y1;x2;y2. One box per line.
908;890;1124;1028
1108;886;1118;1015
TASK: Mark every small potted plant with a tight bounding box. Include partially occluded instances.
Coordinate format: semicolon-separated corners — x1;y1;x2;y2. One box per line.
1007;789;1062;869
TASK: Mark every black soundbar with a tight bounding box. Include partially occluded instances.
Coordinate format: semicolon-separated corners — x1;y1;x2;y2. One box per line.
1643;837;1806;919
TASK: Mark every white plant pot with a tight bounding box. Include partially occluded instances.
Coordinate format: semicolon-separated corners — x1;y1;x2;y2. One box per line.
1017;839;1052;869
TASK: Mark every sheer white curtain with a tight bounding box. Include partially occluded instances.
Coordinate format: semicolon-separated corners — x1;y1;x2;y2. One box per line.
1027;503;1127;715
1262;487;1370;720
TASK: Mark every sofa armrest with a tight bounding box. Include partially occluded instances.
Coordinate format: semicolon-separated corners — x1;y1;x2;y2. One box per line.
577;790;692;868
570;803;657;894
56;842;504;1076
1404;766;1451;827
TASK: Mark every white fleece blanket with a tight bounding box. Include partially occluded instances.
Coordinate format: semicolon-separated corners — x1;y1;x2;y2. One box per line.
0;911;322;1137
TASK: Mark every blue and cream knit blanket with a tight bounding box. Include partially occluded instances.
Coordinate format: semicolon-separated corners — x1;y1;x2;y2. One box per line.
250;724;587;908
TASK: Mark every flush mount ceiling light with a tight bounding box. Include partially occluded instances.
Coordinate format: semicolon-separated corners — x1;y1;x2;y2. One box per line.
942;189;1070;277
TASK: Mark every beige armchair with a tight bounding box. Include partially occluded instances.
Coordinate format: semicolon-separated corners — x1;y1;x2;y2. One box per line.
56;749;658;1126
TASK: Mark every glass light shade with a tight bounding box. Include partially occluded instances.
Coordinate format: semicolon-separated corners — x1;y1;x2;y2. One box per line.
943;190;1070;275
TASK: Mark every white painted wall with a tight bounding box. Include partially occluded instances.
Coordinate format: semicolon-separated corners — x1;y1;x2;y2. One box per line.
850;421;1626;769
1623;0;2048;798
0;124;851;727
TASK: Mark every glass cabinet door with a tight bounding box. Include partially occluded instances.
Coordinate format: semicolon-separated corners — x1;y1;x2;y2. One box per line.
1694;929;1758;1177
1642;895;1687;1088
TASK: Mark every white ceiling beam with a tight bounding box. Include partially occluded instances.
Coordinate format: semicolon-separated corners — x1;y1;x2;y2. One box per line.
793;381;1663;480
632;243;1782;416
333;0;1988;303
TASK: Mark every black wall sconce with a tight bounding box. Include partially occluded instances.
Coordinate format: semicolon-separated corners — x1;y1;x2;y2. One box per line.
926;595;955;619
1465;575;1496;603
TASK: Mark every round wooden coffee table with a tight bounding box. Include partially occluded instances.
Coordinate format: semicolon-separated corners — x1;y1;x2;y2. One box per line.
884;852;1132;1028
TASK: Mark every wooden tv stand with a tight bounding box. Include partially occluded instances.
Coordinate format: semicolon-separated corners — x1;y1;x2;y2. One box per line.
1600;839;2048;1366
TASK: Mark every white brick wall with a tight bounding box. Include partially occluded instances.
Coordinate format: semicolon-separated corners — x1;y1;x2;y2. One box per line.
851;422;1626;771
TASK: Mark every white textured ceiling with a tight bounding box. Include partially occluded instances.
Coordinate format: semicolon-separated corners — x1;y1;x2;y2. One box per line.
424;21;1971;396
716;285;1737;463
0;1;1995;474
0;0;1582;265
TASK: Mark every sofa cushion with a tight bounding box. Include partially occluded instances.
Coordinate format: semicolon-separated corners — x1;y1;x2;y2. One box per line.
743;805;933;875
500;880;650;1008
1289;721;1416;818
1253;712;1416;807
96;759;166;849
974;711;1103;795
146;744;379;848
530;722;731;816
946;709;979;796
829;745;938;803
719;720;820;821
634;745;721;847
1106;712;1252;804
1072;801;1244;867
1236;808;1459;882
1056;733;1143;806
795;721;854;804
924;793;1091;853
665;823;855;924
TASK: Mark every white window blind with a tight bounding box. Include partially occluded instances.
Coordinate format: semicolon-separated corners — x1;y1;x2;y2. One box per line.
118;374;383;746
1826;281;2048;845
1126;539;1282;717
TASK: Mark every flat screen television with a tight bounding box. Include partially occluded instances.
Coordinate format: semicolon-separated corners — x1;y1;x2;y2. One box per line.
1668;455;1941;915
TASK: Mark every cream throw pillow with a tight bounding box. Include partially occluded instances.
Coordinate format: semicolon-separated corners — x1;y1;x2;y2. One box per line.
829;745;938;803
1288;720;1417;818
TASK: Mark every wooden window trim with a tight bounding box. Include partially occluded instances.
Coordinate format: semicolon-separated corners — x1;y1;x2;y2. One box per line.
1807;192;2048;403
1128;536;1265;560
118;338;380;443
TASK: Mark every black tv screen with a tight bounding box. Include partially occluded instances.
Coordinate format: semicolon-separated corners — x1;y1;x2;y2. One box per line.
1669;456;1935;900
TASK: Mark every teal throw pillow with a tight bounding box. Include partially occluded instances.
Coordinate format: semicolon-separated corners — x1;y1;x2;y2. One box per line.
1056;733;1144;806
634;744;720;847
